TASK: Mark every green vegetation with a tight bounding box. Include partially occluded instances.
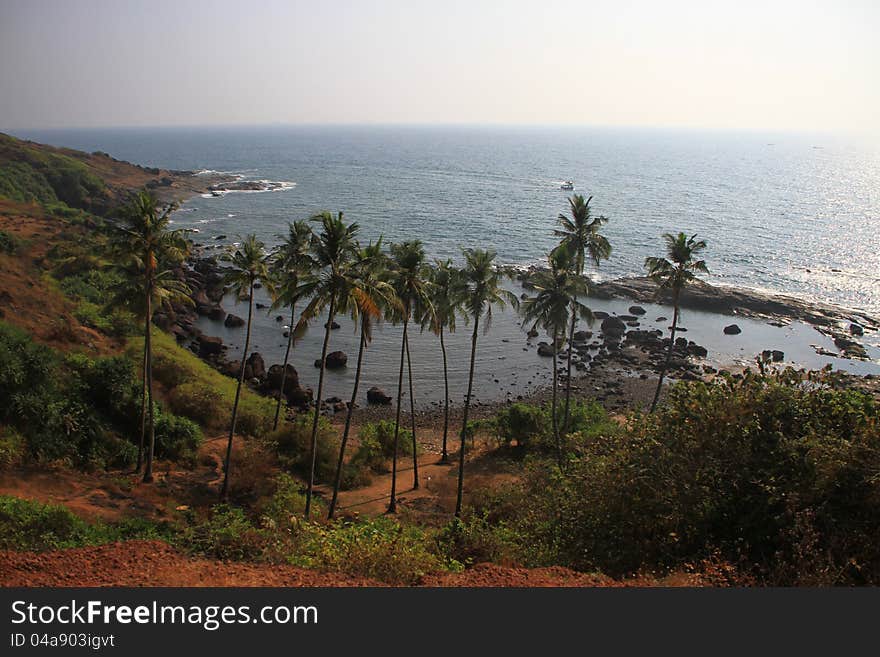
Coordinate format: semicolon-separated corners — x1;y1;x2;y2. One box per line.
452;370;880;585
0;321;200;469
0;228;21;254
0;134;105;210
127;329;275;437
0;496;172;551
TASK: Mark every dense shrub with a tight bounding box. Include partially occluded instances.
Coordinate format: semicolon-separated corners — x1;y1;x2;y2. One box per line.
493;400;617;451
0;496;170;551
0;322;199;469
267;413;341;484
132;331;275;437
483;370;880;585
154;412;202;461
0;229;21;254
350;420;416;474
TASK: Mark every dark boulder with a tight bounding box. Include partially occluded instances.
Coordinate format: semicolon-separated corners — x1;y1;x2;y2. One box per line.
526;328;539;338
321;351;348;369
266;363;299;390
573;330;593;342
593;311;610;320
850;323;864;336
197;335;224;356
723;324;742;335
601;316;627;337
537;342;555;357
656;316;667;322
244;352;266;380
629;305;646;315
222;360;241;378
287;386;313;408
367;387;392;405
324;321;341;330
224;313;245;328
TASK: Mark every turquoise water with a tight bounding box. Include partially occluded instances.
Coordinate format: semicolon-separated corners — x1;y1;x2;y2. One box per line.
12;126;880;403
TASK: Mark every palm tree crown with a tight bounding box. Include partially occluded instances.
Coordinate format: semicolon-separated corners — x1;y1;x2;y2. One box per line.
554;194;611;275
645;232;709;291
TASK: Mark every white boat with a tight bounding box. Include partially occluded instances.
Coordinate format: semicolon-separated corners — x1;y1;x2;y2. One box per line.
560;180;574;190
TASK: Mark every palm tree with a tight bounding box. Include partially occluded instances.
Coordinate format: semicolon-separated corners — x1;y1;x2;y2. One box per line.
519;248;590;467
219;234;271;501
327;239;395;519
386;241;432;513
109;191;190;483
554;194;610;433
296;211;359;518
421;259;462;463
268;220;314;431
645;232;708;412
454;248;518;517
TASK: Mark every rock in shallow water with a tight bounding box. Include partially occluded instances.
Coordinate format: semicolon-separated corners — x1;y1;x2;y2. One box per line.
723;324;742;335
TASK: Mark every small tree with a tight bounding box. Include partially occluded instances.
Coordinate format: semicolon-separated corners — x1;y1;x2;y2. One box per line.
645;232;709;412
519;248;590;466
219;234;271;500
454;248;518;517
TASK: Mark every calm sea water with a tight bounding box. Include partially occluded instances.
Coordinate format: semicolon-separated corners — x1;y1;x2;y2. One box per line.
12;126;880;404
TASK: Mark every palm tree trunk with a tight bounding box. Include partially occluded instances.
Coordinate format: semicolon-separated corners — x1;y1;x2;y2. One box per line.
304;298;336;518
551;326;561;467
136;334;147;473
273;303;296;431
454;315;480;517
328;317;367;519
439;323;450;463
388;318;409;514
562;302;577;434
142;286;156;483
650;289;680;413
220;281;255;500
405;332;419;490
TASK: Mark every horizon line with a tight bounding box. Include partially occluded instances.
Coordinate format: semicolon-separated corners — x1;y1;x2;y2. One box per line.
1;121;866;140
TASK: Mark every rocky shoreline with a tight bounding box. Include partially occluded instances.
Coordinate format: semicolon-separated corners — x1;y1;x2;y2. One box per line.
152;247;876;428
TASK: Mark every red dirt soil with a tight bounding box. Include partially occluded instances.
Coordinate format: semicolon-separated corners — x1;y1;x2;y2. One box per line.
1;540;663;587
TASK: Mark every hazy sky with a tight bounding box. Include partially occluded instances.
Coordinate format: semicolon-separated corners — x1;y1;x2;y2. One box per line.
1;0;877;134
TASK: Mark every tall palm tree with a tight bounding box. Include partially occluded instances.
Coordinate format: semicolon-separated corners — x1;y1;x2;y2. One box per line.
386;241;432;513
454;248;518;517
421;259;463;463
327;239;396;519
554;194;610;432
519;248;590;467
296;211;359;518
107;261;191;473
645;232;708;412
219;234;271;501
109;191;189;483
268;220;315;431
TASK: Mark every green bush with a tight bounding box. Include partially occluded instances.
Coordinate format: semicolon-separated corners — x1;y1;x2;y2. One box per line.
131;331;275;438
167;382;230;429
351;420;416;474
0;495;170;551
0;427;25;468
0;229;21;254
154;412;202;461
182;505;266;561
488;369;880;585
287;517;459;585
494;403;548;448
268;413;340;484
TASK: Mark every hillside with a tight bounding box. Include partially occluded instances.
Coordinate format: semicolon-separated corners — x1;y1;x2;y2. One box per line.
0;132;224;213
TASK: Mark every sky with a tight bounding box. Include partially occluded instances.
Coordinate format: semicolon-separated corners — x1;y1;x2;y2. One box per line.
1;0;878;135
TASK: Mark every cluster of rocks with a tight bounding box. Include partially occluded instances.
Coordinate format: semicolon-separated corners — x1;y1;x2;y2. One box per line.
150;251;399;417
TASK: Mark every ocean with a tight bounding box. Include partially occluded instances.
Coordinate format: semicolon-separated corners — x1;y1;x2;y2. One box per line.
11;125;880;404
